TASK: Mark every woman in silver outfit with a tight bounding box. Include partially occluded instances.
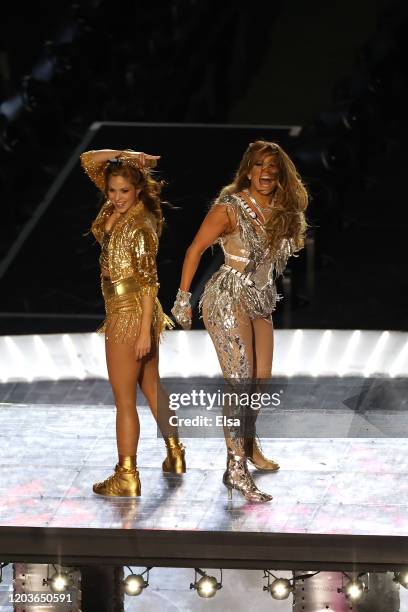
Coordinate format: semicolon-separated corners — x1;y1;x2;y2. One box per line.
172;140;308;502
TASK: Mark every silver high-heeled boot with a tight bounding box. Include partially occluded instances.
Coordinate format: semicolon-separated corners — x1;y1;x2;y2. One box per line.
222;438;273;503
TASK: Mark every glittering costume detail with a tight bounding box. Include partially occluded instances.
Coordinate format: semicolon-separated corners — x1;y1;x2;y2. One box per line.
99;228;111;272
171;289;192;330
80;150;107;191
81;152;174;345
100;277;172;345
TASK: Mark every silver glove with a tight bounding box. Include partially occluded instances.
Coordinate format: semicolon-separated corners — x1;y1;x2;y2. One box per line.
171;288;192;330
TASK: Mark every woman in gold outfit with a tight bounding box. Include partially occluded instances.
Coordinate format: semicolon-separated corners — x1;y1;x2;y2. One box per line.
81;148;185;497
172;141;308;502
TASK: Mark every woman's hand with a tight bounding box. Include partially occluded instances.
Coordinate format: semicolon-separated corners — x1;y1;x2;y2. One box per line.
134;330;151;360
172;305;192;330
171;289;192;330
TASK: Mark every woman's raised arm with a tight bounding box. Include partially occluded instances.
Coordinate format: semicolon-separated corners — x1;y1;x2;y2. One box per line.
80;149;161;191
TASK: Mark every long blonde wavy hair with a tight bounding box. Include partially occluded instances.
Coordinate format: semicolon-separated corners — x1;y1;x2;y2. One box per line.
91;160;164;237
220;140;308;254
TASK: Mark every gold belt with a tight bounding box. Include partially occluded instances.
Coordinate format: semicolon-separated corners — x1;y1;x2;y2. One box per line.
103;277;140;298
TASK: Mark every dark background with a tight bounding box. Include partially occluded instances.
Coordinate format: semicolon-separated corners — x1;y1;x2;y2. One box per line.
0;0;407;333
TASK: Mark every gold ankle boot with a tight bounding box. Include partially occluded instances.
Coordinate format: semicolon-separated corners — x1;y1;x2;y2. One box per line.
162;437;186;474
246;437;280;471
93;464;141;497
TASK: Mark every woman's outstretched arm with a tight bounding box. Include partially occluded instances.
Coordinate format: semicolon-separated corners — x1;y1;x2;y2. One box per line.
172;203;235;328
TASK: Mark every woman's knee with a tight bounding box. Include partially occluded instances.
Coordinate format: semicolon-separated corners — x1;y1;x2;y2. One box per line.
114;398;137;414
110;386;136;409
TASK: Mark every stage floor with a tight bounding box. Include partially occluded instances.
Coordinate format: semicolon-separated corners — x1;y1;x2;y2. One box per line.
1;393;408;569
2;397;408;536
1;330;408;569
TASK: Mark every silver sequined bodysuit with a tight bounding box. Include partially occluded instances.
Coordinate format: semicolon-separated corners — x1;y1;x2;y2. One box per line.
200;192;293;337
199;192;295;442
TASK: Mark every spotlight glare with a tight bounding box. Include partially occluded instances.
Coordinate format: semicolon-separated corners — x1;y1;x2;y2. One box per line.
49;572;70;593
123;574;145;596
197;576;218;598
395;571;408;589
190;569;222;598
345;579;364;600
270;578;292;600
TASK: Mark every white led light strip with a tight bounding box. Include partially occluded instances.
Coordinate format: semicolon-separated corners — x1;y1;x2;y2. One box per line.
0;330;407;382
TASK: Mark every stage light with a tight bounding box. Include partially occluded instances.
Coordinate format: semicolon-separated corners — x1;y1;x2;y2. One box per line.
49;571;72;592
389;339;408;378
363;331;389;377
123;567;150;596
263;570;320;600
269;578;292;600
5;336;33;382
62;334;86;379
190;569;222;598
123;575;145;596
345;581;364;599
263;571;295;600
197;576;218;597
394;571;408;589
284;329;303;376
33;335;59;381
338;573;368;601
311;329;332;376
337;330;361;377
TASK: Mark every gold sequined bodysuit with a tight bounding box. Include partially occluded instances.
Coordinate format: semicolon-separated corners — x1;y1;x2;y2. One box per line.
81;151;173;344
200;192;294;378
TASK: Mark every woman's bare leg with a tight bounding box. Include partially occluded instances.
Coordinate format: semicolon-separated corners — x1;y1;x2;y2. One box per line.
138;344;178;439
252;317;274;379
92;340;142;496
138;343;185;473
105;340;142;456
249;316;279;470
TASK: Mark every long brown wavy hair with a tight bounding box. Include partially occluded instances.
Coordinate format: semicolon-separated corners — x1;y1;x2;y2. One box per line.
220;140;308;255
92;159;165;237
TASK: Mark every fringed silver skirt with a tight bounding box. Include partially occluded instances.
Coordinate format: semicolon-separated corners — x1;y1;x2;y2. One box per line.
199;264;280;327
